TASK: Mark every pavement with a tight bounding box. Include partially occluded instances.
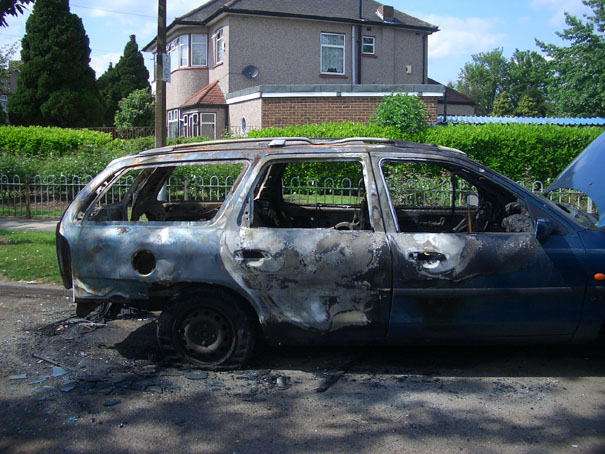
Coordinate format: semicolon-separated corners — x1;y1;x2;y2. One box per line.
0;218;58;232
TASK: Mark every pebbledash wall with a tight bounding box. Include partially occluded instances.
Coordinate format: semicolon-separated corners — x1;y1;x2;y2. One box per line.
226;85;444;134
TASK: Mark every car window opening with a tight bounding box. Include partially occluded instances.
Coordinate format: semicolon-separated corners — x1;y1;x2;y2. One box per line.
86;162;246;223
382;161;533;234
249;160;372;231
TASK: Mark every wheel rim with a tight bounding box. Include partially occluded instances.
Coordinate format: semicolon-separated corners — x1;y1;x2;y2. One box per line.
178;307;236;365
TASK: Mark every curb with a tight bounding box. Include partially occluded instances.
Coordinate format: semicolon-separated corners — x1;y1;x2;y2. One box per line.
0;281;71;298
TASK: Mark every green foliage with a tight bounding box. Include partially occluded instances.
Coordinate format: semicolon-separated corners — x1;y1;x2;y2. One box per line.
536;0;605;117
0;0;33;27
248;121;408;140
249;121;603;182
0;126;112;156
0;43;17;93
7;0;104;127
424;124;604;181
114;89;155;132
492;92;515;117
516;91;546;117
454;48;508;115
371;93;431;135
0;126;211;178
98;35;150;126
455;48;551;116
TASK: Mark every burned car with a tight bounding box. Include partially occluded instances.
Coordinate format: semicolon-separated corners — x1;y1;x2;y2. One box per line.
56;135;605;369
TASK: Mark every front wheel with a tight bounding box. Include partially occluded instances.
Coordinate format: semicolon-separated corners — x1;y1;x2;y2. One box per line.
157;289;256;370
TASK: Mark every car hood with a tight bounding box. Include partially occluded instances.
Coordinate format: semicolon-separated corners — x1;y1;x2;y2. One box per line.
546;132;605;227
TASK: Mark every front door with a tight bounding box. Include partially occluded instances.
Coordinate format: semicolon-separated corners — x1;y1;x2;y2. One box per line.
375;156;586;340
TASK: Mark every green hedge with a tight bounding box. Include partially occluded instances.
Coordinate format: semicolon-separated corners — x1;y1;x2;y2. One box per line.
1;123;603;182
251;122;604;182
0;126;113;157
0;126;211;178
423;124;603;181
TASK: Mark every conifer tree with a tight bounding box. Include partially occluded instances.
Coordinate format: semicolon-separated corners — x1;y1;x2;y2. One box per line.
7;0;104;126
99;35;150;126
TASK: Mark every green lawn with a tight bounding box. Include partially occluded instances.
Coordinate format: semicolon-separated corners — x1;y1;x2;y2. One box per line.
0;230;62;284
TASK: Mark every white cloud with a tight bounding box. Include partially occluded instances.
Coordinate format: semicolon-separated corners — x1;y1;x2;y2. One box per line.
90;52;121;78
420;14;508;59
530;0;592;26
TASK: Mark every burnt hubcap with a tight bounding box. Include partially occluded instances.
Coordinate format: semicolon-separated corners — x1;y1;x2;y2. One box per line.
179;308;235;364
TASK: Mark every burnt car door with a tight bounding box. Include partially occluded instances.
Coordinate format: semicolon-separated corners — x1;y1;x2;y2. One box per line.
222;155;392;342
373;154;587;340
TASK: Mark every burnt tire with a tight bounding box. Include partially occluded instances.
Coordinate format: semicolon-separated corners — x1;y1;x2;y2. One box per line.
157;289;256;370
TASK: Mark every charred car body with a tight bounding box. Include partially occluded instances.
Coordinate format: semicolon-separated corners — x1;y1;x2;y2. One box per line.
56;136;605;369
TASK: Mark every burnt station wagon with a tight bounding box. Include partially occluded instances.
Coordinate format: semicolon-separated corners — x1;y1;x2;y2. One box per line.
56;136;605;369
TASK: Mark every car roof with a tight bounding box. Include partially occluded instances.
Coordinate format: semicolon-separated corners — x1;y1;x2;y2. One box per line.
137;137;467;159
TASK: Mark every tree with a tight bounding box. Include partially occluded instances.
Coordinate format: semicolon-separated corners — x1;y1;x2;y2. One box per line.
114;88;154;133
537;0;605;117
371;93;430;136
99;35;150;126
504;50;551;112
0;43;18;123
492;91;515;117
454;48;508;115
516;90;547;117
8;0;104;127
0;0;33;27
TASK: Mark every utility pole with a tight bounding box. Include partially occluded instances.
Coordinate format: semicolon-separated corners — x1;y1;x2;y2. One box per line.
155;0;167;148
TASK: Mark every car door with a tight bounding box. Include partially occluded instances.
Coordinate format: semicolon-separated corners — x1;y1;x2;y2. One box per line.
373;153;587;341
221;154;392;342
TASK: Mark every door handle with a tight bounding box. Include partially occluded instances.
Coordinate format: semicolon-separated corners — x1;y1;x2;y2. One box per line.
408;251;446;262
234;249;269;262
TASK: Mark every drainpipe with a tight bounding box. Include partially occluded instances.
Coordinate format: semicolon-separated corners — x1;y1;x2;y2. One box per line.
357;0;362;84
352;26;357;85
443;87;448;124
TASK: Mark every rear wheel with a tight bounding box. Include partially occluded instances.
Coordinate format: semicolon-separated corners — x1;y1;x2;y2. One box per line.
157;289;256;370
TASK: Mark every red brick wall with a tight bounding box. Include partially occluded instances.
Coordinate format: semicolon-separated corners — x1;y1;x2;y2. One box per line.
261;96;439;127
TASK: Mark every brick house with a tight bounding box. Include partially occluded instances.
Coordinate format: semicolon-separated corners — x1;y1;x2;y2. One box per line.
143;0;446;138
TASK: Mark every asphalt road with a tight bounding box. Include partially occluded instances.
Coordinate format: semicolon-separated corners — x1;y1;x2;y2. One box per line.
0;282;604;454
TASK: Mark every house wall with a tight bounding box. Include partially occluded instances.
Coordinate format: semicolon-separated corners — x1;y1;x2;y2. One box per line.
165;25;210;110
228;98;263;136
259;96;439;128
360;27;425;84
209;17;231;93
226;15;428;93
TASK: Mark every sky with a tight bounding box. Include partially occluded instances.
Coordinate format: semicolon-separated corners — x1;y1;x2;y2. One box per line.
0;0;594;85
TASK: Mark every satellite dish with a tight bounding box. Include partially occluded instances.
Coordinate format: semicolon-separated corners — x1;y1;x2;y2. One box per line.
242;65;259;79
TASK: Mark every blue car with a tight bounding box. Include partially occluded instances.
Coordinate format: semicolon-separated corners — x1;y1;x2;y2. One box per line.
56;135;605;369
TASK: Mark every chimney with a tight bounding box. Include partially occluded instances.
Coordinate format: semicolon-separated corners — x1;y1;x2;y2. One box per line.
377;5;394;21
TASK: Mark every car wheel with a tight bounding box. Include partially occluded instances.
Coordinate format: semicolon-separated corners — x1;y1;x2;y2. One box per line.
157;288;256;370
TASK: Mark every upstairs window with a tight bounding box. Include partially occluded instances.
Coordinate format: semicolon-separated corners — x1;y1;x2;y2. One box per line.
191;34;208;66
362;36;375;55
214;28;224;65
321;33;345;75
168;34;208;71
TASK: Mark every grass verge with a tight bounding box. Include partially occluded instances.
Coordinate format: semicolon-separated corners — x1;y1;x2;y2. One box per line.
0;230;61;284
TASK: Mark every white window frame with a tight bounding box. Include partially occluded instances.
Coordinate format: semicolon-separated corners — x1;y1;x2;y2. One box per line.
200;113;216;139
362;36;375;55
168;34;208;71
191;34;208;67
320;33;345;75
167;109;180;138
213;28;224;65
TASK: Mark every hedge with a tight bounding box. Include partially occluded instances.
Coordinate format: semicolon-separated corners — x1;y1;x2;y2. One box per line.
1;123;603;182
0;126;210;179
251;122;604;182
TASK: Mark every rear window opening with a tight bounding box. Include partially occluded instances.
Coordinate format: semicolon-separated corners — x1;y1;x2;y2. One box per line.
84;161;246;223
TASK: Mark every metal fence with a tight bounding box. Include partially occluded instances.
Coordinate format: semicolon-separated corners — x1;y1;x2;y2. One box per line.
0;173;597;219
